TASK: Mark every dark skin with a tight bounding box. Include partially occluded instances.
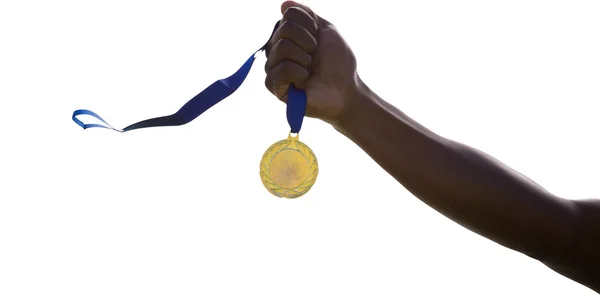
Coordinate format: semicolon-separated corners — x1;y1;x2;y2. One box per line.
264;1;600;292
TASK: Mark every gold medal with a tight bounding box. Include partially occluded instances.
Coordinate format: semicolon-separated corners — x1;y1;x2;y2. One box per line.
259;133;318;198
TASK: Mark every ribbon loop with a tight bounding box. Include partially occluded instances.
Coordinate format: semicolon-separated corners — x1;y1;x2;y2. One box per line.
287;85;307;134
72;109;122;132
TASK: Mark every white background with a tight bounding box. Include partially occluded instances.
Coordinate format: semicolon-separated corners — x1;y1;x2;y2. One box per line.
1;0;599;294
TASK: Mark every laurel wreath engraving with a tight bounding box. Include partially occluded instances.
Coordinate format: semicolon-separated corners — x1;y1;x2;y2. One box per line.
260;139;319;198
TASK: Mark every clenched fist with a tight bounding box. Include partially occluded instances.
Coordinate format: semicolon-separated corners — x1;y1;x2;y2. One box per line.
265;1;359;125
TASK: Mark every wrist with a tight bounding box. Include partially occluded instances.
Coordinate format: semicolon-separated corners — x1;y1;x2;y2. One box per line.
332;75;378;133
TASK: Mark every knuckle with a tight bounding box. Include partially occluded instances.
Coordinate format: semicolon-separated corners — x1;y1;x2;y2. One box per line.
265;60;309;100
278;61;308;80
265;39;274;57
275;21;299;42
269;37;297;58
266;39;311;69
274;60;295;74
281;7;318;35
282;6;304;21
266;60;309;89
277;16;294;31
278;19;295;32
275;21;317;53
275;38;295;52
264;39;287;71
305;34;317;53
265;39;288;70
270;38;284;52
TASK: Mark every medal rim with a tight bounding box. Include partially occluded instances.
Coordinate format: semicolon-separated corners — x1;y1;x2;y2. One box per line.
259;133;318;199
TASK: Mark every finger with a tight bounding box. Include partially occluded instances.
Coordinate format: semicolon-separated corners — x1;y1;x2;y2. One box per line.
265;60;309;101
281;6;318;38
265;38;312;72
281;1;315;19
271;20;317;54
281;1;332;27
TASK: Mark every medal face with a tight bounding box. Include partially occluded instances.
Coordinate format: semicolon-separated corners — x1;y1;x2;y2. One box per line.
260;134;318;198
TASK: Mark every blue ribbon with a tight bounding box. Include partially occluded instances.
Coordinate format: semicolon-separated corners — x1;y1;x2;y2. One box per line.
72;21;307;134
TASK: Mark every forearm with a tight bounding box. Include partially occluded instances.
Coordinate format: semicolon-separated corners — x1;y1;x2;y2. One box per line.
333;77;579;260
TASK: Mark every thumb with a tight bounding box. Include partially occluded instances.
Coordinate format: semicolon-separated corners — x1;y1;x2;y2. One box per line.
280;1;331;26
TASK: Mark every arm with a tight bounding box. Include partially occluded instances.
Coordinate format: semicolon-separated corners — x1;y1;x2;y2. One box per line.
264;1;599;291
334;78;600;291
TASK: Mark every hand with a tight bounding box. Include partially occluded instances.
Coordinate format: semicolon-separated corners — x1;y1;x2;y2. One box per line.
265;1;359;125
